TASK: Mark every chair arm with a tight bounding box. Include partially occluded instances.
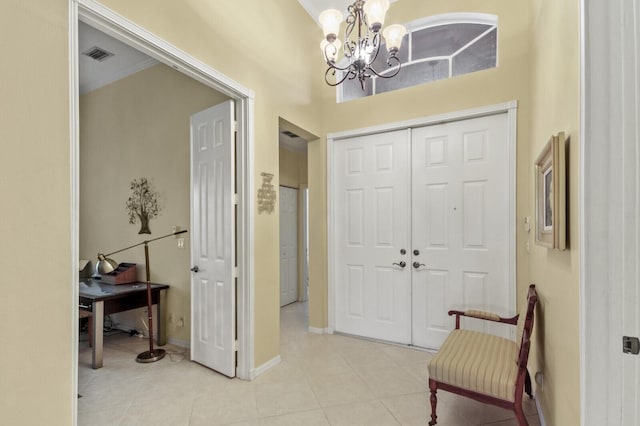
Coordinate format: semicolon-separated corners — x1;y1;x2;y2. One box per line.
448;309;519;329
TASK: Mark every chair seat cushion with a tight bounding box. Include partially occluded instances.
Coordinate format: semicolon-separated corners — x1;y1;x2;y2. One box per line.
428;329;518;402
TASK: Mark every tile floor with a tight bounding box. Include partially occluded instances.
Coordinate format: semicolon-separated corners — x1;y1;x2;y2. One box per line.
78;302;540;425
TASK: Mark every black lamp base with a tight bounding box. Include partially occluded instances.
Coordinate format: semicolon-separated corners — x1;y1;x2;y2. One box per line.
136;348;166;363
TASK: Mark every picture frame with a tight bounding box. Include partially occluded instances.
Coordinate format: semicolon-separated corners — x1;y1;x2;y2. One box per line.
534;132;567;249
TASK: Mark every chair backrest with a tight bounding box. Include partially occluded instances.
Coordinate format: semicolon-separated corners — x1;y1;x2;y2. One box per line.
515;284;538;364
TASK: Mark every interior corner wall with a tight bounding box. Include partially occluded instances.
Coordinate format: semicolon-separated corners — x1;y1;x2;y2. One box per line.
0;1;73;425
528;0;581;424
79;63;230;344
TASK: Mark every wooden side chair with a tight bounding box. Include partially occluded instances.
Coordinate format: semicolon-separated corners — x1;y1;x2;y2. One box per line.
427;284;538;426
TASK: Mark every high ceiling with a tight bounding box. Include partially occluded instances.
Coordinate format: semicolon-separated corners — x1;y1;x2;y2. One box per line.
296;0;358;24
296;0;398;24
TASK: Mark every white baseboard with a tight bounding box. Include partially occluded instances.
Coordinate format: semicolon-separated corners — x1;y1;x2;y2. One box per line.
308;326;330;334
535;397;547;426
250;355;281;380
167;336;189;348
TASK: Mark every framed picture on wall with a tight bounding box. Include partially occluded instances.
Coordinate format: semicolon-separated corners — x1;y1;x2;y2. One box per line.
535;132;567;250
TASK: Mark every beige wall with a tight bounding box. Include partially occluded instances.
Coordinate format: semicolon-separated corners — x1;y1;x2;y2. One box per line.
528;0;581;424
309;0;532;328
0;0;73;424
80;63;230;343
279;147;308;188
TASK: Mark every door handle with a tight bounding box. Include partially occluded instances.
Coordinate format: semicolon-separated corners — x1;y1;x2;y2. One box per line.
392;261;407;268
190;266;199;273
413;262;425;269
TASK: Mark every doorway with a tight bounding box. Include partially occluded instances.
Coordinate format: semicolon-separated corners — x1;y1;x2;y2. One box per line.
70;3;255;418
278;120;313;322
328;104;517;350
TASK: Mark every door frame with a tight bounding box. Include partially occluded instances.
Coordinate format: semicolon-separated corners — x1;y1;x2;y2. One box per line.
327;101;518;334
69;0;255;416
581;0;630;423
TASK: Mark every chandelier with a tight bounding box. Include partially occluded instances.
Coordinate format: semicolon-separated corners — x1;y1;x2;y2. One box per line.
319;0;407;90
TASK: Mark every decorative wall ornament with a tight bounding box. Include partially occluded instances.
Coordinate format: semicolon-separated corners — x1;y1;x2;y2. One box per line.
257;172;276;214
534;132;567;250
126;177;161;234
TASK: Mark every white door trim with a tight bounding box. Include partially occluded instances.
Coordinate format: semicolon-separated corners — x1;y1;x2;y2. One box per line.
327;101;518;334
69;2;256;421
581;0;629;424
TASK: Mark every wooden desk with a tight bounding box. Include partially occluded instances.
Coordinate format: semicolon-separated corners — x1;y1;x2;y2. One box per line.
79;279;169;369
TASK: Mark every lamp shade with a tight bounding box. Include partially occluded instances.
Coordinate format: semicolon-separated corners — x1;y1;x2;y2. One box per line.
382;24;407;53
319;9;343;40
96;253;119;275
363;0;389;32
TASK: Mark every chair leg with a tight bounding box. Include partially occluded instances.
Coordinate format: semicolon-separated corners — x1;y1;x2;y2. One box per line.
514;402;529;426
428;379;438;426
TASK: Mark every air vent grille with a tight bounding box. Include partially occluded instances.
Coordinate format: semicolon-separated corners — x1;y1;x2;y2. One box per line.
281;130;300;138
82;46;115;62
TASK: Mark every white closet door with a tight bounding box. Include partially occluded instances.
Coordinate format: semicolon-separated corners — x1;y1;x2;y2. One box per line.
411;113;511;349
333;129;412;344
280;186;298;307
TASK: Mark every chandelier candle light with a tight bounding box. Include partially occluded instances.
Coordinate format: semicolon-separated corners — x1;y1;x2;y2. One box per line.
319;0;407;89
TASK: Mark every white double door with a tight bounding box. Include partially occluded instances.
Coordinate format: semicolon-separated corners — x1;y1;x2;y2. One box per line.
333;113;512;349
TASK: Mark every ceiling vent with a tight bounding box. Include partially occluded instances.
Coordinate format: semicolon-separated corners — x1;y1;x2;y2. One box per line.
82;46;115;62
281;130;300;138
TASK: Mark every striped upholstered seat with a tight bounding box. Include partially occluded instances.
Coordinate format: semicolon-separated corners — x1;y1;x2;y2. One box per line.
428;329;518;401
426;285;538;426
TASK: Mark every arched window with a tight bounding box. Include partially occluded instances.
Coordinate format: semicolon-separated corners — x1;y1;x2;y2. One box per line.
339;13;498;102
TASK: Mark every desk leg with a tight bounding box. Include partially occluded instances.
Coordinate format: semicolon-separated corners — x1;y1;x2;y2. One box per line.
92;301;104;369
157;289;167;346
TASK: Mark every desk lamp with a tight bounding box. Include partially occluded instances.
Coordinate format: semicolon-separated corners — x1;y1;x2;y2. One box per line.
96;229;188;363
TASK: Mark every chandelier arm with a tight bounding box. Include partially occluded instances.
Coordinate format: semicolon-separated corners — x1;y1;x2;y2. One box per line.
369;63;402;78
365;33;381;65
326;60;357;73
325;66;354;87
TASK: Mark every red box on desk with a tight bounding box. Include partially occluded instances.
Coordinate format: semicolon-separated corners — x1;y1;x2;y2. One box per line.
100;262;137;285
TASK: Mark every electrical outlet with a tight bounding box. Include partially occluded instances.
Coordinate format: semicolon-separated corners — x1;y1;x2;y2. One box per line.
177;238;184;248
178;317;185;328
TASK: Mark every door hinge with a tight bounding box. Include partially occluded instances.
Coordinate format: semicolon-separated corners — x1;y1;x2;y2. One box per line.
623;336;640;355
233;121;238;133
233;339;239;352
233;193;239;205
232;266;239;279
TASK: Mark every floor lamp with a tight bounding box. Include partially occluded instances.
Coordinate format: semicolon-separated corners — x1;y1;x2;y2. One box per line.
96;229;188;363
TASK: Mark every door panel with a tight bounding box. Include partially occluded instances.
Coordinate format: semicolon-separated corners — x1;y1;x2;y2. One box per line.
411;114;511;348
334;130;411;344
190;100;236;377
